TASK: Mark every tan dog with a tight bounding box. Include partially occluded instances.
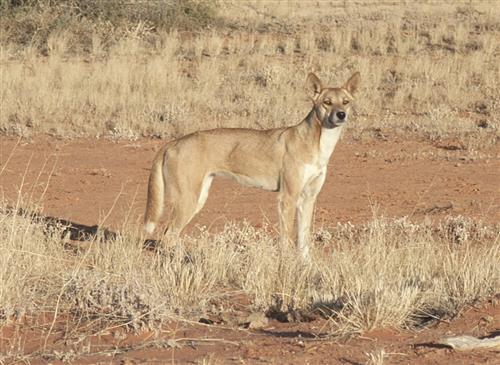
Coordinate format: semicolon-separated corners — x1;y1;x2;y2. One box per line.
144;72;361;258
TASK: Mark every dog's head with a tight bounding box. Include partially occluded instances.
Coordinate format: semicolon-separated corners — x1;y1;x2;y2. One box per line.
306;72;361;129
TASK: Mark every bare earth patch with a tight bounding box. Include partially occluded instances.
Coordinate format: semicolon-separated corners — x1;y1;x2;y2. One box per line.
0;135;498;231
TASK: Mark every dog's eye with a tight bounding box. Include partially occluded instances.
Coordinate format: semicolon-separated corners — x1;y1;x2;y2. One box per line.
343;100;349;105
324;100;332;106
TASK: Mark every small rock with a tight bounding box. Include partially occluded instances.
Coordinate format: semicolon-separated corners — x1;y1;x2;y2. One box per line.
439;335;500;350
199;317;215;325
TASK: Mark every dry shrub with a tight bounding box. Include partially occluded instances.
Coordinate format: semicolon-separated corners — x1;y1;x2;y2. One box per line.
1;0;221;52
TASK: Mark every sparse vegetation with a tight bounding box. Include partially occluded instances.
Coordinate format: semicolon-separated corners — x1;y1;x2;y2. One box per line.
1;1;499;149
1;201;498;361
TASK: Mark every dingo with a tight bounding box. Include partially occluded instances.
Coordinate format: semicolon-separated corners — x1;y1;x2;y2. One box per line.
144;72;361;258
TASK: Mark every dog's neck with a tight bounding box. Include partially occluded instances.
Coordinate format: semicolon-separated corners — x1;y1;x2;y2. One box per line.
299;107;344;164
304;107;319;127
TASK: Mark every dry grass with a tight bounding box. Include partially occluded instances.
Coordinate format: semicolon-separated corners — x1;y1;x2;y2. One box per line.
365;349;387;365
1;196;498;361
0;0;220;50
0;1;499;149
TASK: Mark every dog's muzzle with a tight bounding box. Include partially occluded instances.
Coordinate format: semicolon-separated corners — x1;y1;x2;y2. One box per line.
327;111;348;128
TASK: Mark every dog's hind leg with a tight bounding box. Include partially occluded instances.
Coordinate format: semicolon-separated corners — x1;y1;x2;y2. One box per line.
163;173;212;243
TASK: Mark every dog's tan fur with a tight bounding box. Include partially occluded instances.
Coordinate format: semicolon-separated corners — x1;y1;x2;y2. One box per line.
144;72;361;258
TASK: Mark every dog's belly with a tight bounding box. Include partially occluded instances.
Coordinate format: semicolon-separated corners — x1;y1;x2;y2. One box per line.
215;171;279;192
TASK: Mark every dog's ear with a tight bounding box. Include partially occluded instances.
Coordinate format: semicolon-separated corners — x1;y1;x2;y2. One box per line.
306;73;323;100
343;72;361;95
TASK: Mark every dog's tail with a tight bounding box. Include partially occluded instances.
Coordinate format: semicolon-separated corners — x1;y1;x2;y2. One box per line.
144;148;167;234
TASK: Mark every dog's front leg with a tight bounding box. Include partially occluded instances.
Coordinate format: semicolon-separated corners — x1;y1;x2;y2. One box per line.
296;173;326;260
278;169;300;248
278;193;297;247
296;196;313;260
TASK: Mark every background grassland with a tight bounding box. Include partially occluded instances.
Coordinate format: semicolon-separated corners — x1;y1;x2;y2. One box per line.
0;1;499;150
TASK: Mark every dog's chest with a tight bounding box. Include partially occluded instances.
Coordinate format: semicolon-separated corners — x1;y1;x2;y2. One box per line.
302;127;343;186
317;127;343;167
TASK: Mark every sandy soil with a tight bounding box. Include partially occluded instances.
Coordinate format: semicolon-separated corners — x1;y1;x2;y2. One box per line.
1;135;498;232
0;135;499;364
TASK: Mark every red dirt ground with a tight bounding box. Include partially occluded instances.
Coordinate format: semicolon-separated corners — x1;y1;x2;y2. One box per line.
0;135;498;231
0;135;499;364
1;298;499;365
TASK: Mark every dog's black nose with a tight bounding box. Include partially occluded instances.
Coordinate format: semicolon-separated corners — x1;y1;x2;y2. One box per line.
336;111;346;120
